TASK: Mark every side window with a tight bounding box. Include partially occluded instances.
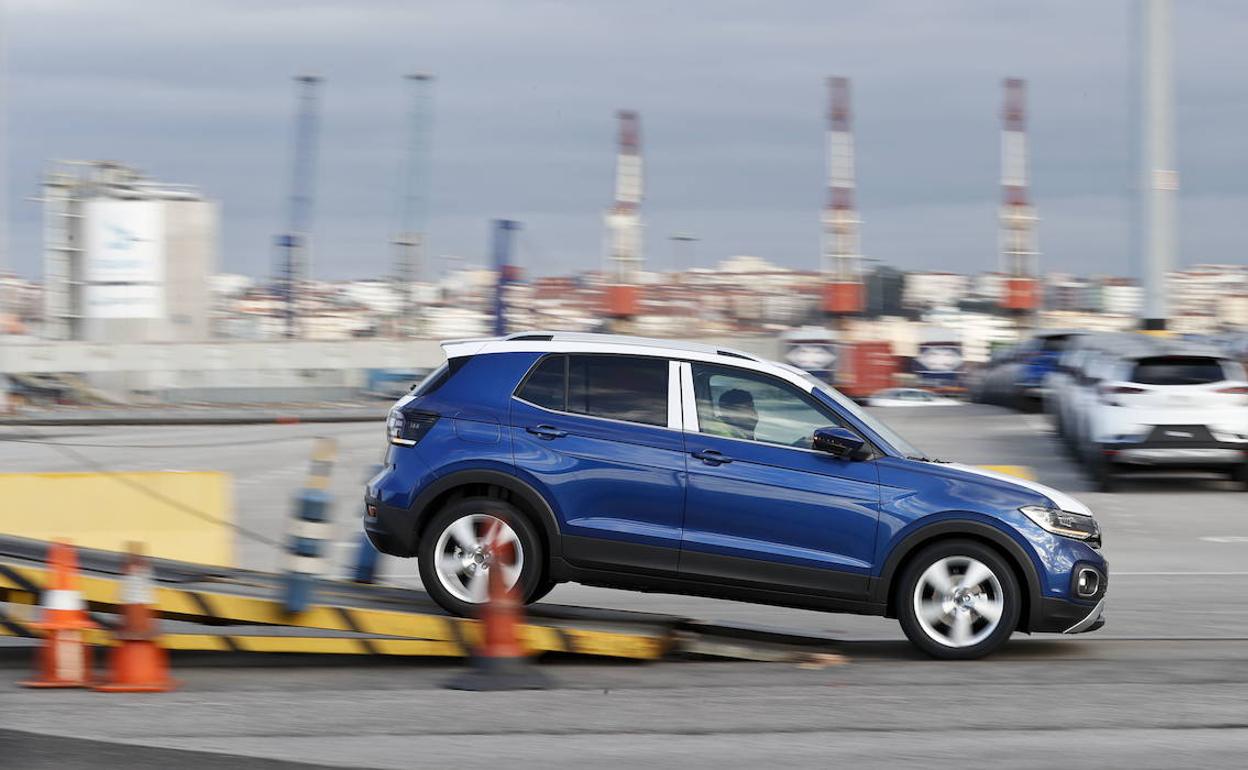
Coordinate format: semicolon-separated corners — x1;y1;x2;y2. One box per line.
516;355;566;410
691;362;847;449
567;355;668;427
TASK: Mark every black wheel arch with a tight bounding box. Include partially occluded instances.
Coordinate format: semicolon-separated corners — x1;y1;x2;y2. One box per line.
409;469;563;560
873;519;1044;632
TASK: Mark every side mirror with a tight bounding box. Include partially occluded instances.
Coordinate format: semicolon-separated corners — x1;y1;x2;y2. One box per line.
812;426;866;460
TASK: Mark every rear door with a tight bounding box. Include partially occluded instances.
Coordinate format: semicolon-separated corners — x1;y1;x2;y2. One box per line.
678;361;880;599
510;353;686;574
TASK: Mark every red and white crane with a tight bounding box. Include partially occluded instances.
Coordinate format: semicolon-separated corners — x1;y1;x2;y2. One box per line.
821;76;864;317
604;109;643;318
999;77;1039;314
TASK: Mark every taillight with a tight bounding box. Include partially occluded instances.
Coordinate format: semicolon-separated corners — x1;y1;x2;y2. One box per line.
1216;386;1248;395
1099;384;1145;406
387;409;439;446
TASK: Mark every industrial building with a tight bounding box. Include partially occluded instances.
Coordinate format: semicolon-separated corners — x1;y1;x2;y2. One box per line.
41;160;218;343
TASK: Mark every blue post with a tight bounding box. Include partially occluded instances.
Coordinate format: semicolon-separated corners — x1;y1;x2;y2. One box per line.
282;438;336;613
352;464;385;584
492;219;521;336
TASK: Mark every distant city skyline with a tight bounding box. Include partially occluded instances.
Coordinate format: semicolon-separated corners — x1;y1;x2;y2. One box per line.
5;1;1248;280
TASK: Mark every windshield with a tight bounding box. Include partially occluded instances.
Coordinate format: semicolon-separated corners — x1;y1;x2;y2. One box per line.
783;365;926;458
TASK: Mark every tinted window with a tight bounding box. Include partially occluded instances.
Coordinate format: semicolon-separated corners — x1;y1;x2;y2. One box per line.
1130;357;1227;385
1041;334;1077;352
516;355;566;410
567;355;668;427
413;357;471;397
691;362;849;449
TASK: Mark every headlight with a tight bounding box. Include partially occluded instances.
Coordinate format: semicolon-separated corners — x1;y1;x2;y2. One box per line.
386;409;438;446
1020;504;1101;545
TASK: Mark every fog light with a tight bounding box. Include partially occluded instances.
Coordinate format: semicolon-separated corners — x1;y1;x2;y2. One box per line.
1076;568;1101;598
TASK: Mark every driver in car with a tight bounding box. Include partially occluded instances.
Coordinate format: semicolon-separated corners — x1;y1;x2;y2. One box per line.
717;388;759;441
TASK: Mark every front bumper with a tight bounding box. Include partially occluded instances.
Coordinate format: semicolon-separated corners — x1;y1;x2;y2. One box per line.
1032;596;1106;634
1064;597;1106;634
1029;558;1107;635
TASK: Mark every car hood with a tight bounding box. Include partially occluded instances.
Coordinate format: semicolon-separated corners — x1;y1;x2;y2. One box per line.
942;462;1092;516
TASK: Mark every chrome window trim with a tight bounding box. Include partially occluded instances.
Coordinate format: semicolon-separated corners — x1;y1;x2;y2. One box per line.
667;360;684;431
678;361;698;433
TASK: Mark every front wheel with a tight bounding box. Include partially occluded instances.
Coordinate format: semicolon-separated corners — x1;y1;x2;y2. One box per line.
897;540;1021;660
418;498;544;618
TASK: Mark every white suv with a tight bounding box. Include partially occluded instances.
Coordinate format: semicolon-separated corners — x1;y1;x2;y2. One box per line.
1081;349;1248;491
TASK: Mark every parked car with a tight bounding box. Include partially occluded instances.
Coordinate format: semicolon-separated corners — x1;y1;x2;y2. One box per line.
365;332;1107;659
1071;345;1248;491
973;331;1085;411
866;388;962;407
1046;334;1147;455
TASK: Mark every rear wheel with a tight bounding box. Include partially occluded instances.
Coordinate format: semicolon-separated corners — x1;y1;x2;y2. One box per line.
1092;452;1117;493
418;498;544;618
1231;462;1248;492
897;540;1021;660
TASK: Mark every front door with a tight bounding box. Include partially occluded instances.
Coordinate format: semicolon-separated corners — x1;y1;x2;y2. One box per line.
678;361;880;598
511;353;685;575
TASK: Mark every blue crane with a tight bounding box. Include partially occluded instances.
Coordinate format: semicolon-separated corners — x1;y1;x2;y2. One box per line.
393;73;435;336
275;74;323;339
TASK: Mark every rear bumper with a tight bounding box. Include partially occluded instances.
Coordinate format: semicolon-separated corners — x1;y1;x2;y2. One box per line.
1101;424;1248;467
363;497;419;557
1102;440;1247;467
1110;446;1244;466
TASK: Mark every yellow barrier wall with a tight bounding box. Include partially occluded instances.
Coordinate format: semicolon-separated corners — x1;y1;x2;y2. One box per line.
0;471;233;567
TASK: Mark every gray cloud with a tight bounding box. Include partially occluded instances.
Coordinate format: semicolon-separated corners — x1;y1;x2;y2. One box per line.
3;0;1247;280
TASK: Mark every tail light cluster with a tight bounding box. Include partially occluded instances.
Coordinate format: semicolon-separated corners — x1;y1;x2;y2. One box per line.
1098;384;1146;406
387;409;439;446
1216;385;1248;404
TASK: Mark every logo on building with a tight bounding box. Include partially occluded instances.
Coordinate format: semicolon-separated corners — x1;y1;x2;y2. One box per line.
786;344;837;372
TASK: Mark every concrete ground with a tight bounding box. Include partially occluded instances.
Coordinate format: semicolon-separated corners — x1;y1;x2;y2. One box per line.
3;403;1248;767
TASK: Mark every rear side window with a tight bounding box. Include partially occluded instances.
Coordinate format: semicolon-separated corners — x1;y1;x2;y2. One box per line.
1130;357;1227;385
412;357;471;397
567;355;668;427
516;355;566;410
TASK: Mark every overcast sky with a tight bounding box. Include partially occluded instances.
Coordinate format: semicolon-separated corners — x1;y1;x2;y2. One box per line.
4;0;1248;280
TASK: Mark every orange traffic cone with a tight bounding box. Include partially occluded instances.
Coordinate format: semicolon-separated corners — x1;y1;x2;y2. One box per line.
19;541;96;689
94;543;177;693
444;524;551;691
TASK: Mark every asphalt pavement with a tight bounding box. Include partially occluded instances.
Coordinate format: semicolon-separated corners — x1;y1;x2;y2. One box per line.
2;403;1248;768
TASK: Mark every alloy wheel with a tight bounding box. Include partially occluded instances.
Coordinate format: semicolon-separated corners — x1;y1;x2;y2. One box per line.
432;513;524;604
911;556;1005;648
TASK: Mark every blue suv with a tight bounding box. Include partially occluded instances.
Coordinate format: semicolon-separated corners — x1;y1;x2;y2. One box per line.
365;332;1107;659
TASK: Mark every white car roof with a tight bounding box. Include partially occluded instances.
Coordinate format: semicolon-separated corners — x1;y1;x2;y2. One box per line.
439;331;818;394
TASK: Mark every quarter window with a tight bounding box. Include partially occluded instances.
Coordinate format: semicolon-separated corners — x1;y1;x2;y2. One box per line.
516;354;566;410
691;362;849;449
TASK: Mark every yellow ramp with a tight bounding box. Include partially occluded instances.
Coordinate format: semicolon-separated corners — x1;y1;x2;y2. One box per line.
977;465;1036;481
0;471;233;567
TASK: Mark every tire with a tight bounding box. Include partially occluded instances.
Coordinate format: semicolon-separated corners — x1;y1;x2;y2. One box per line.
1092;452;1116;493
528;579;557;604
1231;462;1248;492
896;539;1021;660
418;497;545;618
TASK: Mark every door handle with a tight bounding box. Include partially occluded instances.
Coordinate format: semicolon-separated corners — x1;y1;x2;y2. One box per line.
692;449;732;465
526;424;567;440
